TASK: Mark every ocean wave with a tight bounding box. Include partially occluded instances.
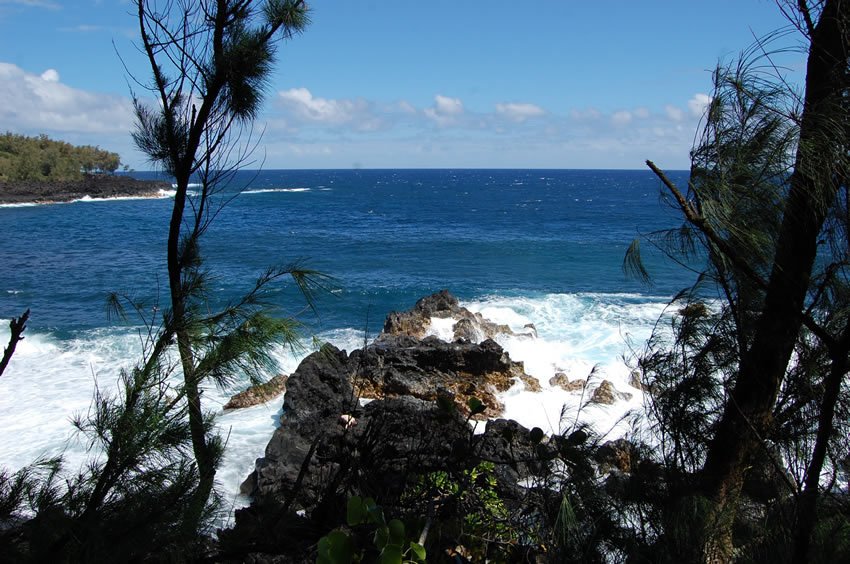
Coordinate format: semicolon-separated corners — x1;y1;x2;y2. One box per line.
242;187;311;194
0;292;668;525
1;190;174;208
71;191;173;203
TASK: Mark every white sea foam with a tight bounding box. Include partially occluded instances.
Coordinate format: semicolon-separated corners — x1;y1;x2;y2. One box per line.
460;293;668;437
0;190;174;208
71;191;172;203
0;293;669;525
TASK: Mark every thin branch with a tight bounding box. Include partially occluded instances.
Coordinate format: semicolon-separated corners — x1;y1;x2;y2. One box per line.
646;160;838;350
0;309;30;378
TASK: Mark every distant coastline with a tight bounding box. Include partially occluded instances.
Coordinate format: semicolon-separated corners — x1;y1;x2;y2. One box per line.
0;175;173;205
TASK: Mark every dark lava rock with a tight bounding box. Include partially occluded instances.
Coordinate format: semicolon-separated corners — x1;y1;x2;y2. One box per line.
350;335;531;418
0;175;172;204
476;419;554;494
236;291;551;556
241;345;356;504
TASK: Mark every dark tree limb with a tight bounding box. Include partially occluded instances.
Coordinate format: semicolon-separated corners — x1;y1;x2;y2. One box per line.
0;309;30;378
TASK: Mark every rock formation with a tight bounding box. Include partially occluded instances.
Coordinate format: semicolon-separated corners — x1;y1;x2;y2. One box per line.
589;379;633;405
549;372;586;392
380;289;517;342
223;290;645;561
0;175;172;205
223;374;288;410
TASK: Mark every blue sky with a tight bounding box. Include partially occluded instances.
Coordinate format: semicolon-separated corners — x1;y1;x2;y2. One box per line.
0;1;802;170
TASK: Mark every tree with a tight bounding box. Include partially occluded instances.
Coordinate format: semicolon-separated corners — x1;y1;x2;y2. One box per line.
0;302;221;561
633;2;850;561
0;133;121;181
132;0;320;526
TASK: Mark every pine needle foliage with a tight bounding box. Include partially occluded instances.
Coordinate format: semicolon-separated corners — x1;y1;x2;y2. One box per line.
628;2;850;560
130;0;316;533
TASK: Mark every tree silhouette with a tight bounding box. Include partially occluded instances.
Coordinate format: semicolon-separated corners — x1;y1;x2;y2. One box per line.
633;2;850;560
132;0;322;526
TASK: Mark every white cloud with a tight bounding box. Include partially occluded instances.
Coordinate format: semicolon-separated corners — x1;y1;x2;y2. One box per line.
688;93;712;117
433;94;463;115
0;62;133;134
276;87;391;132
265;90;707;169
40;68;59;82
396;100;417;114
424;94;464;126
495;102;545;122
278;87;366;124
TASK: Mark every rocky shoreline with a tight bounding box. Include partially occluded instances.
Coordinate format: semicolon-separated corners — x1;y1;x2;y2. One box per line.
0;175;172;205
218;290;639;561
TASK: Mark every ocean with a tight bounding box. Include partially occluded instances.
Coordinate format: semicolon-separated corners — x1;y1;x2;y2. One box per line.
0;168;692;519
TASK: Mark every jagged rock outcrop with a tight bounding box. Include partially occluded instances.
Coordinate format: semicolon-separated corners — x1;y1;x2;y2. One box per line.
476;419;554;494
224;291;644;562
549;372;586;392
240;345;355;502
380;289;517;343
241;343;473;509
242;293;541;509
223;374;288;410
351;334;535;418
589;379;633;405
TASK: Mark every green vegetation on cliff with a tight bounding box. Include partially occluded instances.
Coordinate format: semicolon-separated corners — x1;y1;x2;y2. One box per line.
0;132;121;182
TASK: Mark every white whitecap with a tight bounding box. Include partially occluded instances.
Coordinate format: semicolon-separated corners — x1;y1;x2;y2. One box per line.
242;187;311;194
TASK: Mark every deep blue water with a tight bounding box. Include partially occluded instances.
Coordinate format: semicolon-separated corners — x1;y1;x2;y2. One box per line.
0;169;691;336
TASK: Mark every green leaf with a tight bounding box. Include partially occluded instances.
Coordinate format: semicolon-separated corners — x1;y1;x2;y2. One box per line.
374;525;389;550
408;541;427;562
387;518;406;547
379;544;403;564
347;495;367;526
317;531;352;564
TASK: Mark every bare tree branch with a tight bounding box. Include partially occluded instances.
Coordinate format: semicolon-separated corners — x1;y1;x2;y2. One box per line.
0;309;30;378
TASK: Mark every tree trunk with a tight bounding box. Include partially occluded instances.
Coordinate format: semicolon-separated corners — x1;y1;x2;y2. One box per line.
168;172;216;526
699;2;849;561
792;333;850;562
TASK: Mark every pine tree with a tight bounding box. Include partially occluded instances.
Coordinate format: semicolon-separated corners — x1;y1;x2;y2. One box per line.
132;0;323;528
631;2;850;560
